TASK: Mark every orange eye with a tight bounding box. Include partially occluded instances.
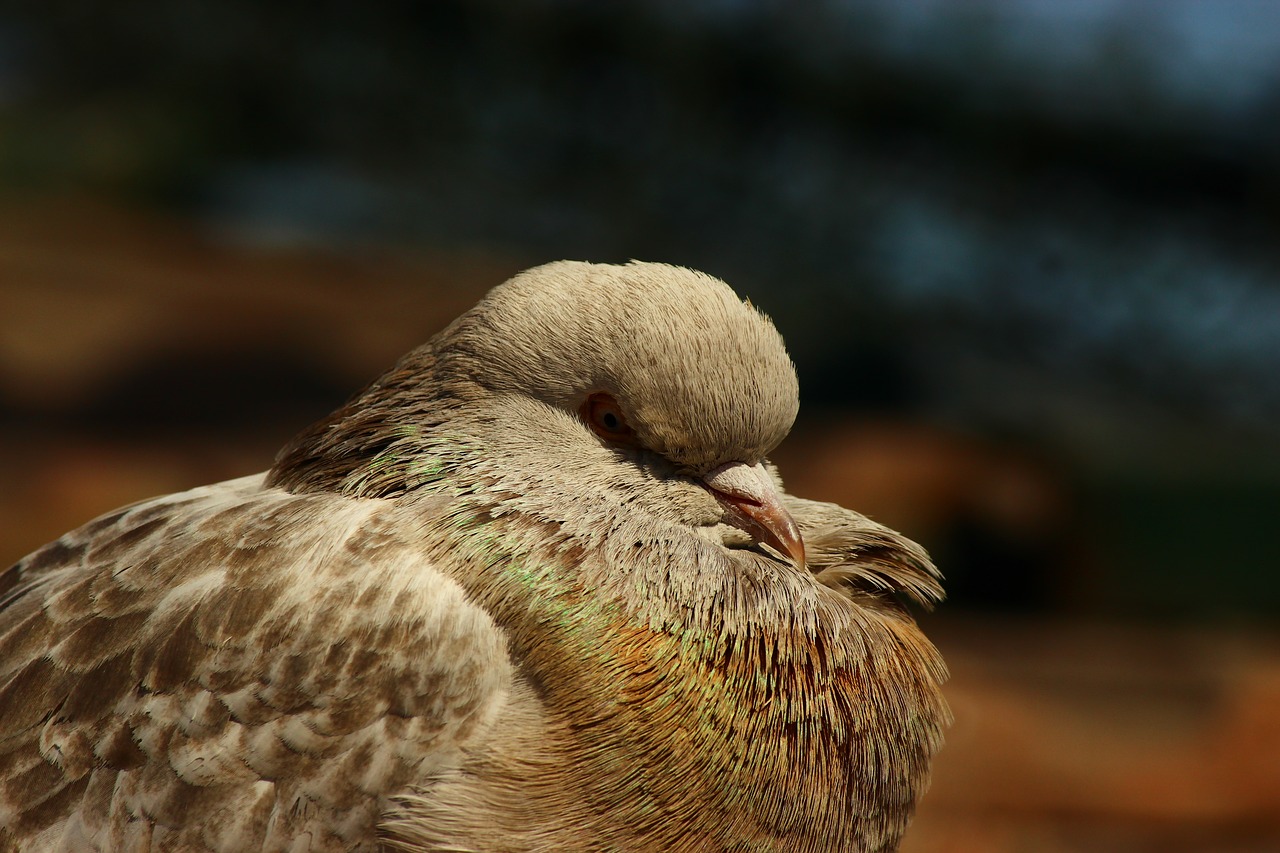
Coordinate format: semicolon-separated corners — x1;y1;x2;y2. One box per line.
580;392;636;444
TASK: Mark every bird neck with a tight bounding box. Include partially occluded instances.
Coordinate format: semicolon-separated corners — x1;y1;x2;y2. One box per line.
432;500;948;852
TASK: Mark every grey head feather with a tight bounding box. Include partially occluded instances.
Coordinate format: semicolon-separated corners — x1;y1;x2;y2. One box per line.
438;260;799;471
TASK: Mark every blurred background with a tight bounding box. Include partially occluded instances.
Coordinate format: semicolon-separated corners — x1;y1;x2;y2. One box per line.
3;1;1279;849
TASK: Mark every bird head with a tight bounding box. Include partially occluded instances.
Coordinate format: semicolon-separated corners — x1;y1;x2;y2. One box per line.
436;260;805;568
272;260;806;569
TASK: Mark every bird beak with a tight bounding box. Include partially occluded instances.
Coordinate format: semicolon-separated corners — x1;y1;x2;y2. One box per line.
702;461;806;570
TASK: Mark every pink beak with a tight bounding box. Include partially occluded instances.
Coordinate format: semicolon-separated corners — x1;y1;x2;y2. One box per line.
702;461;806;570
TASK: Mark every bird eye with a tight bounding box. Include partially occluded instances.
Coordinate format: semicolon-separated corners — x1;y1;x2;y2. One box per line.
580;392;636;444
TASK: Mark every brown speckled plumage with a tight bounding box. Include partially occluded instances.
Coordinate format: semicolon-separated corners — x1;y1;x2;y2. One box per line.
0;261;948;852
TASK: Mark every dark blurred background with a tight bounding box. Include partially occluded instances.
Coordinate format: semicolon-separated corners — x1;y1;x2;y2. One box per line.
3;1;1279;850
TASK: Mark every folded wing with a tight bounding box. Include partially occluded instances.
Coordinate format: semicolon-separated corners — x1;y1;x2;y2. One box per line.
0;475;510;852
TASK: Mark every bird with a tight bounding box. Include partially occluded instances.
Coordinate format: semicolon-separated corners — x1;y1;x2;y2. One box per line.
0;260;949;852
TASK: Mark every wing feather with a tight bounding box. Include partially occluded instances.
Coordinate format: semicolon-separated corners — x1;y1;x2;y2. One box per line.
0;475;510;852
782;493;945;609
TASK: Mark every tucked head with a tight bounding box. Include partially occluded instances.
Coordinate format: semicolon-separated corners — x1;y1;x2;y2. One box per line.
437;260;799;472
271;260;806;567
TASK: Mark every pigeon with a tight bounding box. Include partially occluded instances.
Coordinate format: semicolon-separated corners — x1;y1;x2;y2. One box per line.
0;261;949;852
